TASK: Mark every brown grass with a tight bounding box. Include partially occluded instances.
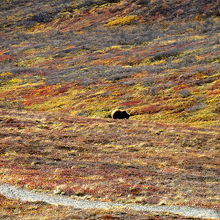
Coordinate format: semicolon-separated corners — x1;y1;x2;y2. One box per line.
0;109;219;213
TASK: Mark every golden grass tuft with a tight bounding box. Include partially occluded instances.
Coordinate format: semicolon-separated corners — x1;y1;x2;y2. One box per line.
105;15;140;27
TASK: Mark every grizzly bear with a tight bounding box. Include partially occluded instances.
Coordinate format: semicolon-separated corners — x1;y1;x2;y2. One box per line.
111;109;130;119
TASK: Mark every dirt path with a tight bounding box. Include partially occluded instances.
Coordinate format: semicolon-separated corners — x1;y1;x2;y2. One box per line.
0;183;219;219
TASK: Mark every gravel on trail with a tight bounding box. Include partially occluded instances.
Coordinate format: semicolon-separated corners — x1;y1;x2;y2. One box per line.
0;183;220;219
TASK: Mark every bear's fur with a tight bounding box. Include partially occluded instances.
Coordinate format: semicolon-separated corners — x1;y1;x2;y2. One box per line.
111;109;130;119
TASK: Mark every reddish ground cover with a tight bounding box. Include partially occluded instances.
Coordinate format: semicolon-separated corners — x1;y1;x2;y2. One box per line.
0;109;219;212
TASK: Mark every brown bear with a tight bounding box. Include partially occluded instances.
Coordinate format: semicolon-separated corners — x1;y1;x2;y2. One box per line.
111;109;130;119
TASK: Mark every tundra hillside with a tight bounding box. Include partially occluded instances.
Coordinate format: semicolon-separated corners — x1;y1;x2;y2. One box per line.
0;0;220;219
0;109;219;218
0;0;219;126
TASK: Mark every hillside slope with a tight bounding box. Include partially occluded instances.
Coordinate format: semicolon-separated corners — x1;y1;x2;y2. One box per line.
0;0;219;126
0;109;219;211
0;2;220;218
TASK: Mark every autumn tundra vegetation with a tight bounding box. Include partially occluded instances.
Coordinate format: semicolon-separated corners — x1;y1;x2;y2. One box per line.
0;0;219;219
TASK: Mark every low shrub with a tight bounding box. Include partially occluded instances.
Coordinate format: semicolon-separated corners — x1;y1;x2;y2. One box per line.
186;103;207;113
179;89;191;98
0;72;13;78
140;105;161;114
105;15;140;27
